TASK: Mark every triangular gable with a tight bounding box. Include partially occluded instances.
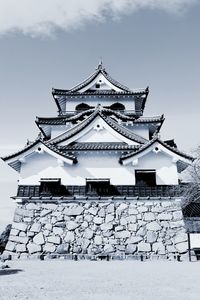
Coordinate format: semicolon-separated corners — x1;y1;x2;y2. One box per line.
1;140;77;172
48;110;148;146
120;138;194;172
69;64;131;93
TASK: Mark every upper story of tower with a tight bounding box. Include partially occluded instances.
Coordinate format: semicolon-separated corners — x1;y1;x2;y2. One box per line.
52;62;149;117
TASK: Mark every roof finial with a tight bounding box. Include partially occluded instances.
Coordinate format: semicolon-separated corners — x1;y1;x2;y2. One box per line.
97;57;103;70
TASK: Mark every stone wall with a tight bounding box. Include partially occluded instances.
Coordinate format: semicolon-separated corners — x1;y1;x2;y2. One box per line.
4;200;189;260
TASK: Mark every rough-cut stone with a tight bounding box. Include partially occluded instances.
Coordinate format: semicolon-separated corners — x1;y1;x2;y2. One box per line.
137;227;146;236
47;235;61;245
81;221;88;228
12;222;28;232
44;223;53;231
30;223;42;233
66;221;79;230
144;212;155;222
10;229;19;236
81;239;90;251
64;204;84;216
138;242;151;252
98;208;106;217
126;236;143;244
53;227;63;236
83;229;94;240
42;203;57;210
100;223;113;231
94;235;103;245
105;214;114;223
93;216;103;225
88;207;99;216
146;221;162;231
106;204;115;214
15;208;34;218
5;241;16;252
9;235;29;244
174;233;188;244
117;203;128;212
120;217;128;226
115;225;124;232
175;242;188;253
56;243;69;254
128;216;137;224
128;208;138;215
137;206;148;213
158;213;172;221
126;244;137;254
173;211;183;220
170;221;185;228
104;244;115;253
27;243;42;254
16;244;27;253
43;243;56;253
33;232;45;245
128;224;138;231
146;231;157;243
115;231;130;239
26;203;40;210
167;245;176;253
153;242;165;253
40;209;51;217
64;232;75;243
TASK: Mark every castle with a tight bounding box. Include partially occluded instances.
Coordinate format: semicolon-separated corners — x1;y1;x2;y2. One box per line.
2;62;194;259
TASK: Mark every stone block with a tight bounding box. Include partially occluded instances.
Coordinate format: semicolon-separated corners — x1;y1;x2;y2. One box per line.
16;244;27;253
106;204;115;214
83;229;94;240
117;203;128;212
128;208;138;215
128;224;138;232
170;221;185;228
88;207;99;216
152;242;165;254
126;244;137;254
138;242;151;252
47;235;61;244
175;242;188;254
115;230;130;239
19;232;26;237
146;221;162;231
166;245;176;253
94;235;103;245
127;215;137;224
30;223;42;233
100;223;113;231
5;241;16;252
115;225;124;232
81;239;91;251
84;215;93;222
13;214;22;222
54;221;66;228
81;221;88;229
173;211;183;220
56;243;69;254
157;213;172;221
137;227;146;236
64;232;75;243
64;204;84;216
120;217;128;226
66;221;79;230
161;201;172;208
27;243;42;254
174;233;188;244
15;208;34;218
9;235;29;244
27;231;35;237
105;214;114;223
53;227;63;236
43;243;56;253
40;209;51;217
42;203;57;210
126;236;143;244
44;223;53;231
144;212;156;222
10;229;19;236
137;206;148;213
33;232;45;245
98;208;106;217
12;222;28;232
103;244;115;253
93;216;103;225
26;203;40;210
146;231;157;243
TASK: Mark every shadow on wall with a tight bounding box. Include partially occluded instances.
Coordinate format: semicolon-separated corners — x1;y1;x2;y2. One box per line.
0;269;23;276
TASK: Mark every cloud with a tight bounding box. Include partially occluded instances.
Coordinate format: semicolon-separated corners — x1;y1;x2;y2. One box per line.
0;0;197;37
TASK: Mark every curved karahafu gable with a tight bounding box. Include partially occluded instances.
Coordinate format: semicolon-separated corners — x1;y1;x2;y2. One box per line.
1;139;77;172
119;137;194;172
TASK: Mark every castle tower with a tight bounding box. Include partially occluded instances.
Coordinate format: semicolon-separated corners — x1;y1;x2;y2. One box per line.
1;64;194;259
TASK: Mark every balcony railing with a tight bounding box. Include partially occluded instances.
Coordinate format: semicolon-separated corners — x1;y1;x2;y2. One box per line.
17;184;183;198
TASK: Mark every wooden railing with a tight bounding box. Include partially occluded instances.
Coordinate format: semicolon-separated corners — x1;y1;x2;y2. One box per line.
17;184;182;198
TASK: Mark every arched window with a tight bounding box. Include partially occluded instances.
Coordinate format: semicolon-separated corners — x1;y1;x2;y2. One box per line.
75;103;91;111
109;102;125;111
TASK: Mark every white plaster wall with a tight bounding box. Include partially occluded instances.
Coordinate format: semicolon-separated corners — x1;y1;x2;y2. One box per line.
19;150;178;186
125;124;149;140
133;151;178;185
19;151;134;185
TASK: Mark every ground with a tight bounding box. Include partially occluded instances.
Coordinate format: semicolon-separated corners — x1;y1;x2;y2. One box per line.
0;260;199;300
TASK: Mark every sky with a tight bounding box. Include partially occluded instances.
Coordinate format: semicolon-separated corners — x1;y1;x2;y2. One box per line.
0;0;200;232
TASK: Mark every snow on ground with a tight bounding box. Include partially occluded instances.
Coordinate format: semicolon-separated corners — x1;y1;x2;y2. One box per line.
0;260;200;300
